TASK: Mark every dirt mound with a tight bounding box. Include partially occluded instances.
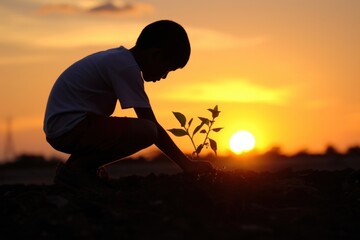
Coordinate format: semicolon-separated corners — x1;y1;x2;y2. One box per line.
1;169;360;239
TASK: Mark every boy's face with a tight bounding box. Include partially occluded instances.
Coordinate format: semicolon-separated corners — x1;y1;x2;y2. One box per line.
141;49;179;82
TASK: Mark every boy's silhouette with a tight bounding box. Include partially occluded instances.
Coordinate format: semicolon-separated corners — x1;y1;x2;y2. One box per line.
44;20;214;189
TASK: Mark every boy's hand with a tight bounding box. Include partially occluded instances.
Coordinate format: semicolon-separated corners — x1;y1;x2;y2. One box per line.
183;160;215;173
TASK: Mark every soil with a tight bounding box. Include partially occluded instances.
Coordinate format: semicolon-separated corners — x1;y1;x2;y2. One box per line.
1;169;360;239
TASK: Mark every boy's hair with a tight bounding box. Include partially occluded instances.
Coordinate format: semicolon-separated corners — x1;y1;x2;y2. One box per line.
136;20;191;68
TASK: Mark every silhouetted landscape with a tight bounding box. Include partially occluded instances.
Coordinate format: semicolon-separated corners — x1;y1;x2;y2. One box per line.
1;146;360;239
1;145;360;183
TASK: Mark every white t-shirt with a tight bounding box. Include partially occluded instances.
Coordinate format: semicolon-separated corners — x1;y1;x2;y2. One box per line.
44;46;150;138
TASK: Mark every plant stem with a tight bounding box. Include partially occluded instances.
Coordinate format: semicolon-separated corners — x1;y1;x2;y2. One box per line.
200;118;214;152
186;127;199;159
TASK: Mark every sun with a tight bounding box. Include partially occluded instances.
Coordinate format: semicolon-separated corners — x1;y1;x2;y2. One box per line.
229;130;256;154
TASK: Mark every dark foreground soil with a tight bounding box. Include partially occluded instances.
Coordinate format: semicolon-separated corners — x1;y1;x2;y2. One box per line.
1;169;360;239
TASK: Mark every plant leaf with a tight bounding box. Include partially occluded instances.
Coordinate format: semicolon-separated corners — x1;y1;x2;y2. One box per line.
209;138;217;155
168;128;187;137
212;127;223;132
200;129;207;134
192;122;204;136
172;112;186;127
198;117;210;126
196;144;203;154
208;105;220;119
188;118;193;128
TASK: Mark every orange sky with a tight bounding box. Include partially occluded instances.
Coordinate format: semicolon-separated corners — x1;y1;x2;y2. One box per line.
0;0;359;161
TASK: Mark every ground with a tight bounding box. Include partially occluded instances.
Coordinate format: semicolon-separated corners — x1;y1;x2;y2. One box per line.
1;169;360;239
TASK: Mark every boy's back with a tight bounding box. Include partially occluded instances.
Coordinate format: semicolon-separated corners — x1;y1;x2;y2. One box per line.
44;46;150;139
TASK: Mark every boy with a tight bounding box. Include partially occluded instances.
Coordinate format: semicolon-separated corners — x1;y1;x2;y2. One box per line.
44;20;214;189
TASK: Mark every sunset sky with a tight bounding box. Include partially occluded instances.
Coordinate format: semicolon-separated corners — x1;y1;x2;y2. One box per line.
0;0;359;160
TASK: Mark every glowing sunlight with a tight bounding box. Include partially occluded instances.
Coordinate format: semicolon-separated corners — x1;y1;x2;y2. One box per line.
229;130;256;154
160;79;293;105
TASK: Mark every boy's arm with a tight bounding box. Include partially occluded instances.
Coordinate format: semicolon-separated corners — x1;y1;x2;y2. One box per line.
134;107;214;173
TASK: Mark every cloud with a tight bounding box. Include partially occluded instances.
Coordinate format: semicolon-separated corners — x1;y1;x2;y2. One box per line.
89;2;133;13
159;78;293;105
37;4;80;15
0;14;146;51
88;1;154;16
37;0;154;16
26;22;143;48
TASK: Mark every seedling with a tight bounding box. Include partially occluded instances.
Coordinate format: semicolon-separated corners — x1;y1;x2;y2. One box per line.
168;105;223;160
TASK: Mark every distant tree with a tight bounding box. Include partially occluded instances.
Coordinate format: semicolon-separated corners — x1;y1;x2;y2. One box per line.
346;146;360;156
325;145;340;156
0;154;59;169
262;146;283;160
293;148;310;157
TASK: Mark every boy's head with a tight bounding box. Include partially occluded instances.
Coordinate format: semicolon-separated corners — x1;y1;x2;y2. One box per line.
134;20;191;82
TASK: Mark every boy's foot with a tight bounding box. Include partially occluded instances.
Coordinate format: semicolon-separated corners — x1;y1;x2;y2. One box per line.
54;162;113;193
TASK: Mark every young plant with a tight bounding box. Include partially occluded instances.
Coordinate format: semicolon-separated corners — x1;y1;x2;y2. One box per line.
168;105;223;160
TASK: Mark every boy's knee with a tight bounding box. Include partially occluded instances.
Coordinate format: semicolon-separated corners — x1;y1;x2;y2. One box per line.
142;119;158;143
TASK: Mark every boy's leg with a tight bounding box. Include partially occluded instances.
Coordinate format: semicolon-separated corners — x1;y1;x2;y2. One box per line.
47;114;158;174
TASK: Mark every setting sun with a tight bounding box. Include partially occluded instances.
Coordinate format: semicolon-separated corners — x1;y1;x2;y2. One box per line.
229;130;256;154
